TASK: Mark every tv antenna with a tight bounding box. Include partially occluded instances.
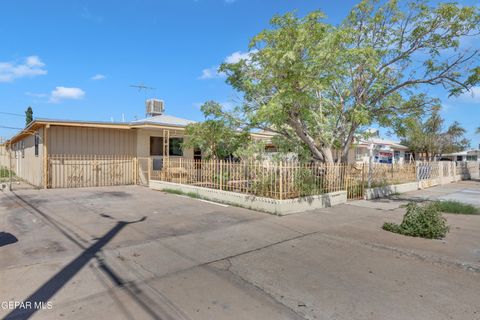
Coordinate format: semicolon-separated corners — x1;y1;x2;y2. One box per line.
130;83;156;99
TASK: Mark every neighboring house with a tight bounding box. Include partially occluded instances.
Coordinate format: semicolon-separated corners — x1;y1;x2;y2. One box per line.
440;149;480;162
4;99;273;187
347;133;410;165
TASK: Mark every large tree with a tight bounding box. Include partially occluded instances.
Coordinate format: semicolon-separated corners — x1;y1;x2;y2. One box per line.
183;101;250;160
216;0;479;163
400;108;470;160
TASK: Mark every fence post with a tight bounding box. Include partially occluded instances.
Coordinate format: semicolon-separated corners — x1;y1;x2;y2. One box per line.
148;157;152;182
219;160;223;190
133;157;137;185
279;161;283;200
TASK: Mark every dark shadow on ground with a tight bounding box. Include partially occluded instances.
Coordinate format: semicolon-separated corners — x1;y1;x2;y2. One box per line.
3;191;167;320
4;217;147;320
0;232;18;247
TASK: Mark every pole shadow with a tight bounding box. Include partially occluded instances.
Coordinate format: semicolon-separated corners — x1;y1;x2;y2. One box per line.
4;217;146;320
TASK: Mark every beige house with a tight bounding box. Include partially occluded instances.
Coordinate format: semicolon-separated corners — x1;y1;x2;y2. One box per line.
348;137;410;164
3;100;273;188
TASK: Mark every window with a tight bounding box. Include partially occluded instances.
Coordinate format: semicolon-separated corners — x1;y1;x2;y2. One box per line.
169;138;183;156
150;137;183;156
35;132;40;157
150;137;163;156
21;141;25;158
394;151;400;162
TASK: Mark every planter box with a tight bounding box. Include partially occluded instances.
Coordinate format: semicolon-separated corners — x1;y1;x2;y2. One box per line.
150;180;347;215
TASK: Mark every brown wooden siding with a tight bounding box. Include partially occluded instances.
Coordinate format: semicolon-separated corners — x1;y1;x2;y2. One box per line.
48;126;136;155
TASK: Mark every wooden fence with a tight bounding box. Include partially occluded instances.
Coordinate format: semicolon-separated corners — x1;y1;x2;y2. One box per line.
48;155;136;188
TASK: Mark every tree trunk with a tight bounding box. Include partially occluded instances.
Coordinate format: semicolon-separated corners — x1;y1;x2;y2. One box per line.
321;147;335;164
288;118;325;162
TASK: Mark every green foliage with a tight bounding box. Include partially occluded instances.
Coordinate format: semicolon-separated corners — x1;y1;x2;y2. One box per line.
294;167;320;197
162;188;200;199
0;166;15;181
433;200;479;215
233;140;267;161
250;172;278;197
399;108;470;159
211;1;479;163
382;202;449;239
25;106;33;127
183;101;250;160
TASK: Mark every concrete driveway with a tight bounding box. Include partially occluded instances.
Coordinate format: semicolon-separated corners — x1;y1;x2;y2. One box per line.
400;180;480;207
1;183;479;320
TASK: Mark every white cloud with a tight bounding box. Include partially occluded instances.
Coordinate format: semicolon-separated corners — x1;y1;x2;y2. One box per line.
457;86;480;103
91;74;106;80
49;86;85;103
198;50;256;80
0;55;47;82
224;51;252;64
198;66;224;80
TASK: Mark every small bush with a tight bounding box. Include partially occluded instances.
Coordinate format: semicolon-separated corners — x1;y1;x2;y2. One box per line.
0;166;14;179
432;200;479;215
162;188;199;199
382;202;449;239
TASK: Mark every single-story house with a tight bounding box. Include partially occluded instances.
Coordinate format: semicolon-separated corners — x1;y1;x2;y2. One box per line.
440;149;480;162
3;99;273;188
347;137;410;164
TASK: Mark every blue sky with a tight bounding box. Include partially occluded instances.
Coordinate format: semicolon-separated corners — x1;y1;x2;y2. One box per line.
0;0;479;148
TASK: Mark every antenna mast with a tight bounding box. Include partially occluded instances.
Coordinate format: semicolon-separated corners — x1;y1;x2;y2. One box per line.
130;83;156;99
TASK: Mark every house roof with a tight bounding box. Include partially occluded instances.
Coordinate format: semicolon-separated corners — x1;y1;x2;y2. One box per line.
130;114;196;127
357;137;408;150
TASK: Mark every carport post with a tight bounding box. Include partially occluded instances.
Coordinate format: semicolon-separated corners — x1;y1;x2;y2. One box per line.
8;143;12;191
148;157;151;182
43;124;49;189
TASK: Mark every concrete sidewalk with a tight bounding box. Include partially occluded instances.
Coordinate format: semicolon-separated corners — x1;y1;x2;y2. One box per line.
1;184;479;320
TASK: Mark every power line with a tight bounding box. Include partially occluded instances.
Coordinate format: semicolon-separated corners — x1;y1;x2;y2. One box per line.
0;111;25;117
0;125;24;130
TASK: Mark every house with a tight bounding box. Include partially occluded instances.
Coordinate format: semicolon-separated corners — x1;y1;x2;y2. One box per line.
344;130;410;164
440;149;480;162
4;99;273;188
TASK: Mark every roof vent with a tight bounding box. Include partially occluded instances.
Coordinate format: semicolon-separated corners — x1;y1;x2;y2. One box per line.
146;99;164;117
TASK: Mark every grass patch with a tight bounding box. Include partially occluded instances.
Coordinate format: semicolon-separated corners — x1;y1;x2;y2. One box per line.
0;166;15;179
383;202;449;239
162;188;200;199
432;200;480;215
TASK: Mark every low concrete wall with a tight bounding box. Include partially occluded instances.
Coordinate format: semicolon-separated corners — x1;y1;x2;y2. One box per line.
365;175;465;200
150;180;347;215
365;182;418;200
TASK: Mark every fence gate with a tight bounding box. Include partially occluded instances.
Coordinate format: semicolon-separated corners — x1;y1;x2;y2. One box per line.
345;164;366;200
48;155;136;188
